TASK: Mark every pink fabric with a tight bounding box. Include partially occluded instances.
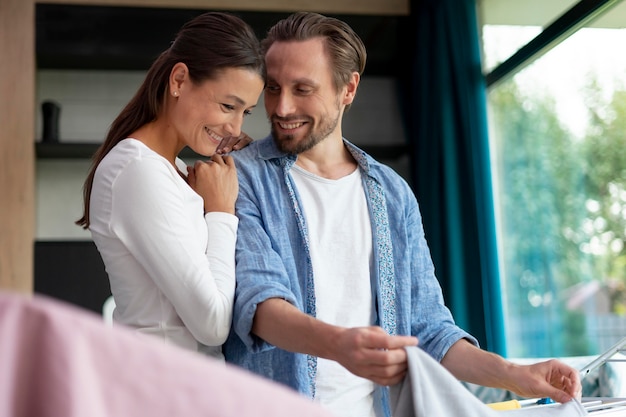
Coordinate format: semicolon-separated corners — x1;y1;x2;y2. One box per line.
0;292;336;417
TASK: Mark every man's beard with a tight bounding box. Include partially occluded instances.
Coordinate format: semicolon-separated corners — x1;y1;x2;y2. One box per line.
271;111;340;155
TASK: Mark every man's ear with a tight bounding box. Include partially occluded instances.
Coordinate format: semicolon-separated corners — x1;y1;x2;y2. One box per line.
343;71;360;105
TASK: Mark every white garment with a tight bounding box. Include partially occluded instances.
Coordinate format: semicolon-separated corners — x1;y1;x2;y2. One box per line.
291;165;376;417
89;138;237;358
391;346;588;417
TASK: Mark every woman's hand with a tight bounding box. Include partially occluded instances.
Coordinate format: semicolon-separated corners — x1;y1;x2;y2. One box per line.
215;132;253;154
187;154;238;214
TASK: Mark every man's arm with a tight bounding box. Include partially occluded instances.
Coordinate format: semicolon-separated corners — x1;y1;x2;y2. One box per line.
441;339;582;403
253;298;418;386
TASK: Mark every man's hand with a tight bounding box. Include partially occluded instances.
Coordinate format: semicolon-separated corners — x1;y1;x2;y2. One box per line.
441;340;582;404
252;299;417;386
505;359;582;403
331;326;419;386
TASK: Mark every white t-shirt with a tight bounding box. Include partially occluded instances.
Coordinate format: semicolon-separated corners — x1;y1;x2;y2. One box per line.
89;138;237;358
291;164;376;417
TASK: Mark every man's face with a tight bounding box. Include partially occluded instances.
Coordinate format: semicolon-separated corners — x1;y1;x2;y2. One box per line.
263;37;343;154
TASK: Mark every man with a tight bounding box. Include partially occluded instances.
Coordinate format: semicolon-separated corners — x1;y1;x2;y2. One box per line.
224;11;581;417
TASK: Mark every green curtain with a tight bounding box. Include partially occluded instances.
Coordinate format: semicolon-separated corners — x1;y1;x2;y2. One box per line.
401;0;505;354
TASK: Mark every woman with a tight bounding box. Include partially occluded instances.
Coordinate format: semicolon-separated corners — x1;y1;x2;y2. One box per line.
76;12;265;360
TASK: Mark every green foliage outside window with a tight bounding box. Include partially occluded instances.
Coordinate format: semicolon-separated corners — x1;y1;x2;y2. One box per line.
488;73;626;358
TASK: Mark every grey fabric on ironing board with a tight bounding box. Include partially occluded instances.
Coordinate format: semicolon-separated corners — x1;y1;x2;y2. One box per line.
390;346;588;417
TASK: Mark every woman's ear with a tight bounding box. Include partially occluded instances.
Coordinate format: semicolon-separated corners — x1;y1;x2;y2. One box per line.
169;62;189;97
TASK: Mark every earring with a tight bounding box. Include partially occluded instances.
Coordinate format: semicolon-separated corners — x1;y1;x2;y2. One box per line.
173;91;179;97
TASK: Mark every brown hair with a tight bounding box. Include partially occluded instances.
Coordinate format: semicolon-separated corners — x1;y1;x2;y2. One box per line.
76;12;265;229
261;11;366;98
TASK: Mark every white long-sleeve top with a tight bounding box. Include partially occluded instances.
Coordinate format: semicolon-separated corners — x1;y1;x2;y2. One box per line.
89;138;237;359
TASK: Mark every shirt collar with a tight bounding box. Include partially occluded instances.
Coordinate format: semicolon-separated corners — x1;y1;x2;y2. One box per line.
256;134;374;176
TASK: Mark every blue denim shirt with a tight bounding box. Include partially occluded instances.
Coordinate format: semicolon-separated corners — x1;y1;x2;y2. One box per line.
223;136;477;416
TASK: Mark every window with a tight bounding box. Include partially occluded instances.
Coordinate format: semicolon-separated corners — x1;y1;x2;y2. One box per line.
480;0;581;73
481;0;626;358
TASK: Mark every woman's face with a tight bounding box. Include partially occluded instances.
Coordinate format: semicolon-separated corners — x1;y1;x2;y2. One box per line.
170;66;264;156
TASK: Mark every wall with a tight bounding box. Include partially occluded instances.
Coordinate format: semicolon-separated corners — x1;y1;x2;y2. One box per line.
0;0;35;293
